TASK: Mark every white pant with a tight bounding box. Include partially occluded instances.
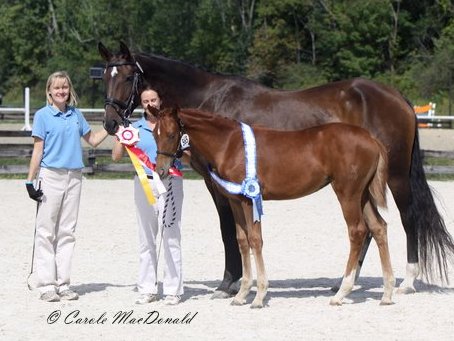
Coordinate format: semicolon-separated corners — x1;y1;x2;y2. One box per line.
134;175;184;296
34;167;82;293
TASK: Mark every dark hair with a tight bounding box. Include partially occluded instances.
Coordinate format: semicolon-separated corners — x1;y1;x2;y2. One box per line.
140;82;167;102
140;84;160;96
140;85;161;118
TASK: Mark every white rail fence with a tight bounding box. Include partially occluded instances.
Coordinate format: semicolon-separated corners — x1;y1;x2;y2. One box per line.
0;87;143;129
0;89;453;175
1;88;454;129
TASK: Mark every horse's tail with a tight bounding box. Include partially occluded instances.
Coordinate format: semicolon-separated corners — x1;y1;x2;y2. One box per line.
368;140;388;209
409;122;454;284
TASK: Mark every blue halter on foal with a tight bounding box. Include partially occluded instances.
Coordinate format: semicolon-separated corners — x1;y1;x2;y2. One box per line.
209;123;264;222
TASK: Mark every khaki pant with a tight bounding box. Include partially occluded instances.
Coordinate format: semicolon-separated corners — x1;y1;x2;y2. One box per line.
34;167;82;293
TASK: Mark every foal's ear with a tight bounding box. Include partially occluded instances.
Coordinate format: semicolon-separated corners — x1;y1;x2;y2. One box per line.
119;41;132;59
147;105;160;119
171;106;180;120
98;42;112;61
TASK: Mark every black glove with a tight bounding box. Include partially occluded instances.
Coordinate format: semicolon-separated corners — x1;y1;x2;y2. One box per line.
26;182;43;202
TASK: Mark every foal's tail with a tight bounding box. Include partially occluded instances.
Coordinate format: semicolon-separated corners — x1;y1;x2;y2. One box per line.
368;140;388;209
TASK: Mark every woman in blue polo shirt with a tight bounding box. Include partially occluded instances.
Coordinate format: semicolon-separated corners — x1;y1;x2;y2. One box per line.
26;71;108;302
112;86;188;306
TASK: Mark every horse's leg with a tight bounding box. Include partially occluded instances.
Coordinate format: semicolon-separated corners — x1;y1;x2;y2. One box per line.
204;180;242;299
228;200;253;306
355;232;373;281
330;196;368;306
363;201;395;305
387;175;419;294
392;129;454;291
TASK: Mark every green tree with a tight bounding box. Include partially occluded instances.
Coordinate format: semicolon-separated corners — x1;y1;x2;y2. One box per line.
0;0;453;106
189;0;256;73
0;0;49;99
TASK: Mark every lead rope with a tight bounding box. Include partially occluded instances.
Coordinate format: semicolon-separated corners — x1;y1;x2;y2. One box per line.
155;176;177;287
162;176;177;229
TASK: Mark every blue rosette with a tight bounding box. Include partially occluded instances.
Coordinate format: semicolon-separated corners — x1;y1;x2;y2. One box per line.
241;178;261;199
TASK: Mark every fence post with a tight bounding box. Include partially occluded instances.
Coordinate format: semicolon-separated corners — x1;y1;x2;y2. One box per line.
21;87;32;131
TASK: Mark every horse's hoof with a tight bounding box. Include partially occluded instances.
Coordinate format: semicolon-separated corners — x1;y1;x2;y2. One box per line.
396;286;416;295
329;298;342;306
379;299;394;306
211;290;232;300
228;280;241;295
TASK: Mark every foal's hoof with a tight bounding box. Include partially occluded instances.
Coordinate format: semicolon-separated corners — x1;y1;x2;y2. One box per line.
379;299;394;306
211;290;233;300
250;300;264;309
230;298;245;306
329;298;342;306
396;286;416;295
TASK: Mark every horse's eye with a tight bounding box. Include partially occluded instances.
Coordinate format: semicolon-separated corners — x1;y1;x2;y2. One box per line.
168;134;176;139
125;76;134;81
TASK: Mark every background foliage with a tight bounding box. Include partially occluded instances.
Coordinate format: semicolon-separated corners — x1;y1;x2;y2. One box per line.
0;0;453;113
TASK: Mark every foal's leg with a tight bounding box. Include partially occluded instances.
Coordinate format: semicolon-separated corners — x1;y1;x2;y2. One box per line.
363;201;395;305
229;200;253;306
247;218;268;308
330;198;368;305
332;232;372;293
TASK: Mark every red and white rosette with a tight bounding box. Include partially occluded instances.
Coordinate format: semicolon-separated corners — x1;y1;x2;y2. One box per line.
116;125;140;146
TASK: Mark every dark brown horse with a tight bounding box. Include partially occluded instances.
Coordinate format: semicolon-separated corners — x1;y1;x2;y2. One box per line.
98;42;454;297
152;107;394;307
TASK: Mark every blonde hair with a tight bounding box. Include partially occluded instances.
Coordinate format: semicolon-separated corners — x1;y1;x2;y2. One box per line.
46;71;78;106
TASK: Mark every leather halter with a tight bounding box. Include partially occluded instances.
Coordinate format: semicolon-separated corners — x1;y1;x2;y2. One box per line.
156;118;185;160
104;60;143;127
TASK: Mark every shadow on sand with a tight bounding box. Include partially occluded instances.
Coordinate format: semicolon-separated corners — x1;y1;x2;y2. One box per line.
69;276;454;306
182;276;454;306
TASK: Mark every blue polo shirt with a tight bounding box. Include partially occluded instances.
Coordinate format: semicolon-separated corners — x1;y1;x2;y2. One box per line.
133;116;182;175
32;105;91;169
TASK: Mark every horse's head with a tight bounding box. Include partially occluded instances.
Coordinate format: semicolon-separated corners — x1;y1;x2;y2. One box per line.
151;106;184;179
98;41;143;135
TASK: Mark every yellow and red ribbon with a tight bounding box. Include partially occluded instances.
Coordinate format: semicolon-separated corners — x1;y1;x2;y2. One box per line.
116;126;182;205
125;145;156;205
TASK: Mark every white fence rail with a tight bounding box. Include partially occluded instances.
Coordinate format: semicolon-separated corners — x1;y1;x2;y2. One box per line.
0;87;143;130
1;88;453;129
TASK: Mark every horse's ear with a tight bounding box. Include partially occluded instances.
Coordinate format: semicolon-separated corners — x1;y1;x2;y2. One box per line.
147;105;160;119
119;41;132;59
98;42;112;61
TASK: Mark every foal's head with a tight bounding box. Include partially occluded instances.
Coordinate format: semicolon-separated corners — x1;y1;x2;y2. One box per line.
151;107;183;178
98;41;143;134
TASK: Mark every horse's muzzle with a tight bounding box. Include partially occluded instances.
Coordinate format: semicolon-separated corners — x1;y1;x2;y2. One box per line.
103;119;119;135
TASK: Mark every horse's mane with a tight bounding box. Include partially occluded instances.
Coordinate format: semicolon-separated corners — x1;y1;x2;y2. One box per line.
134;52;265;87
